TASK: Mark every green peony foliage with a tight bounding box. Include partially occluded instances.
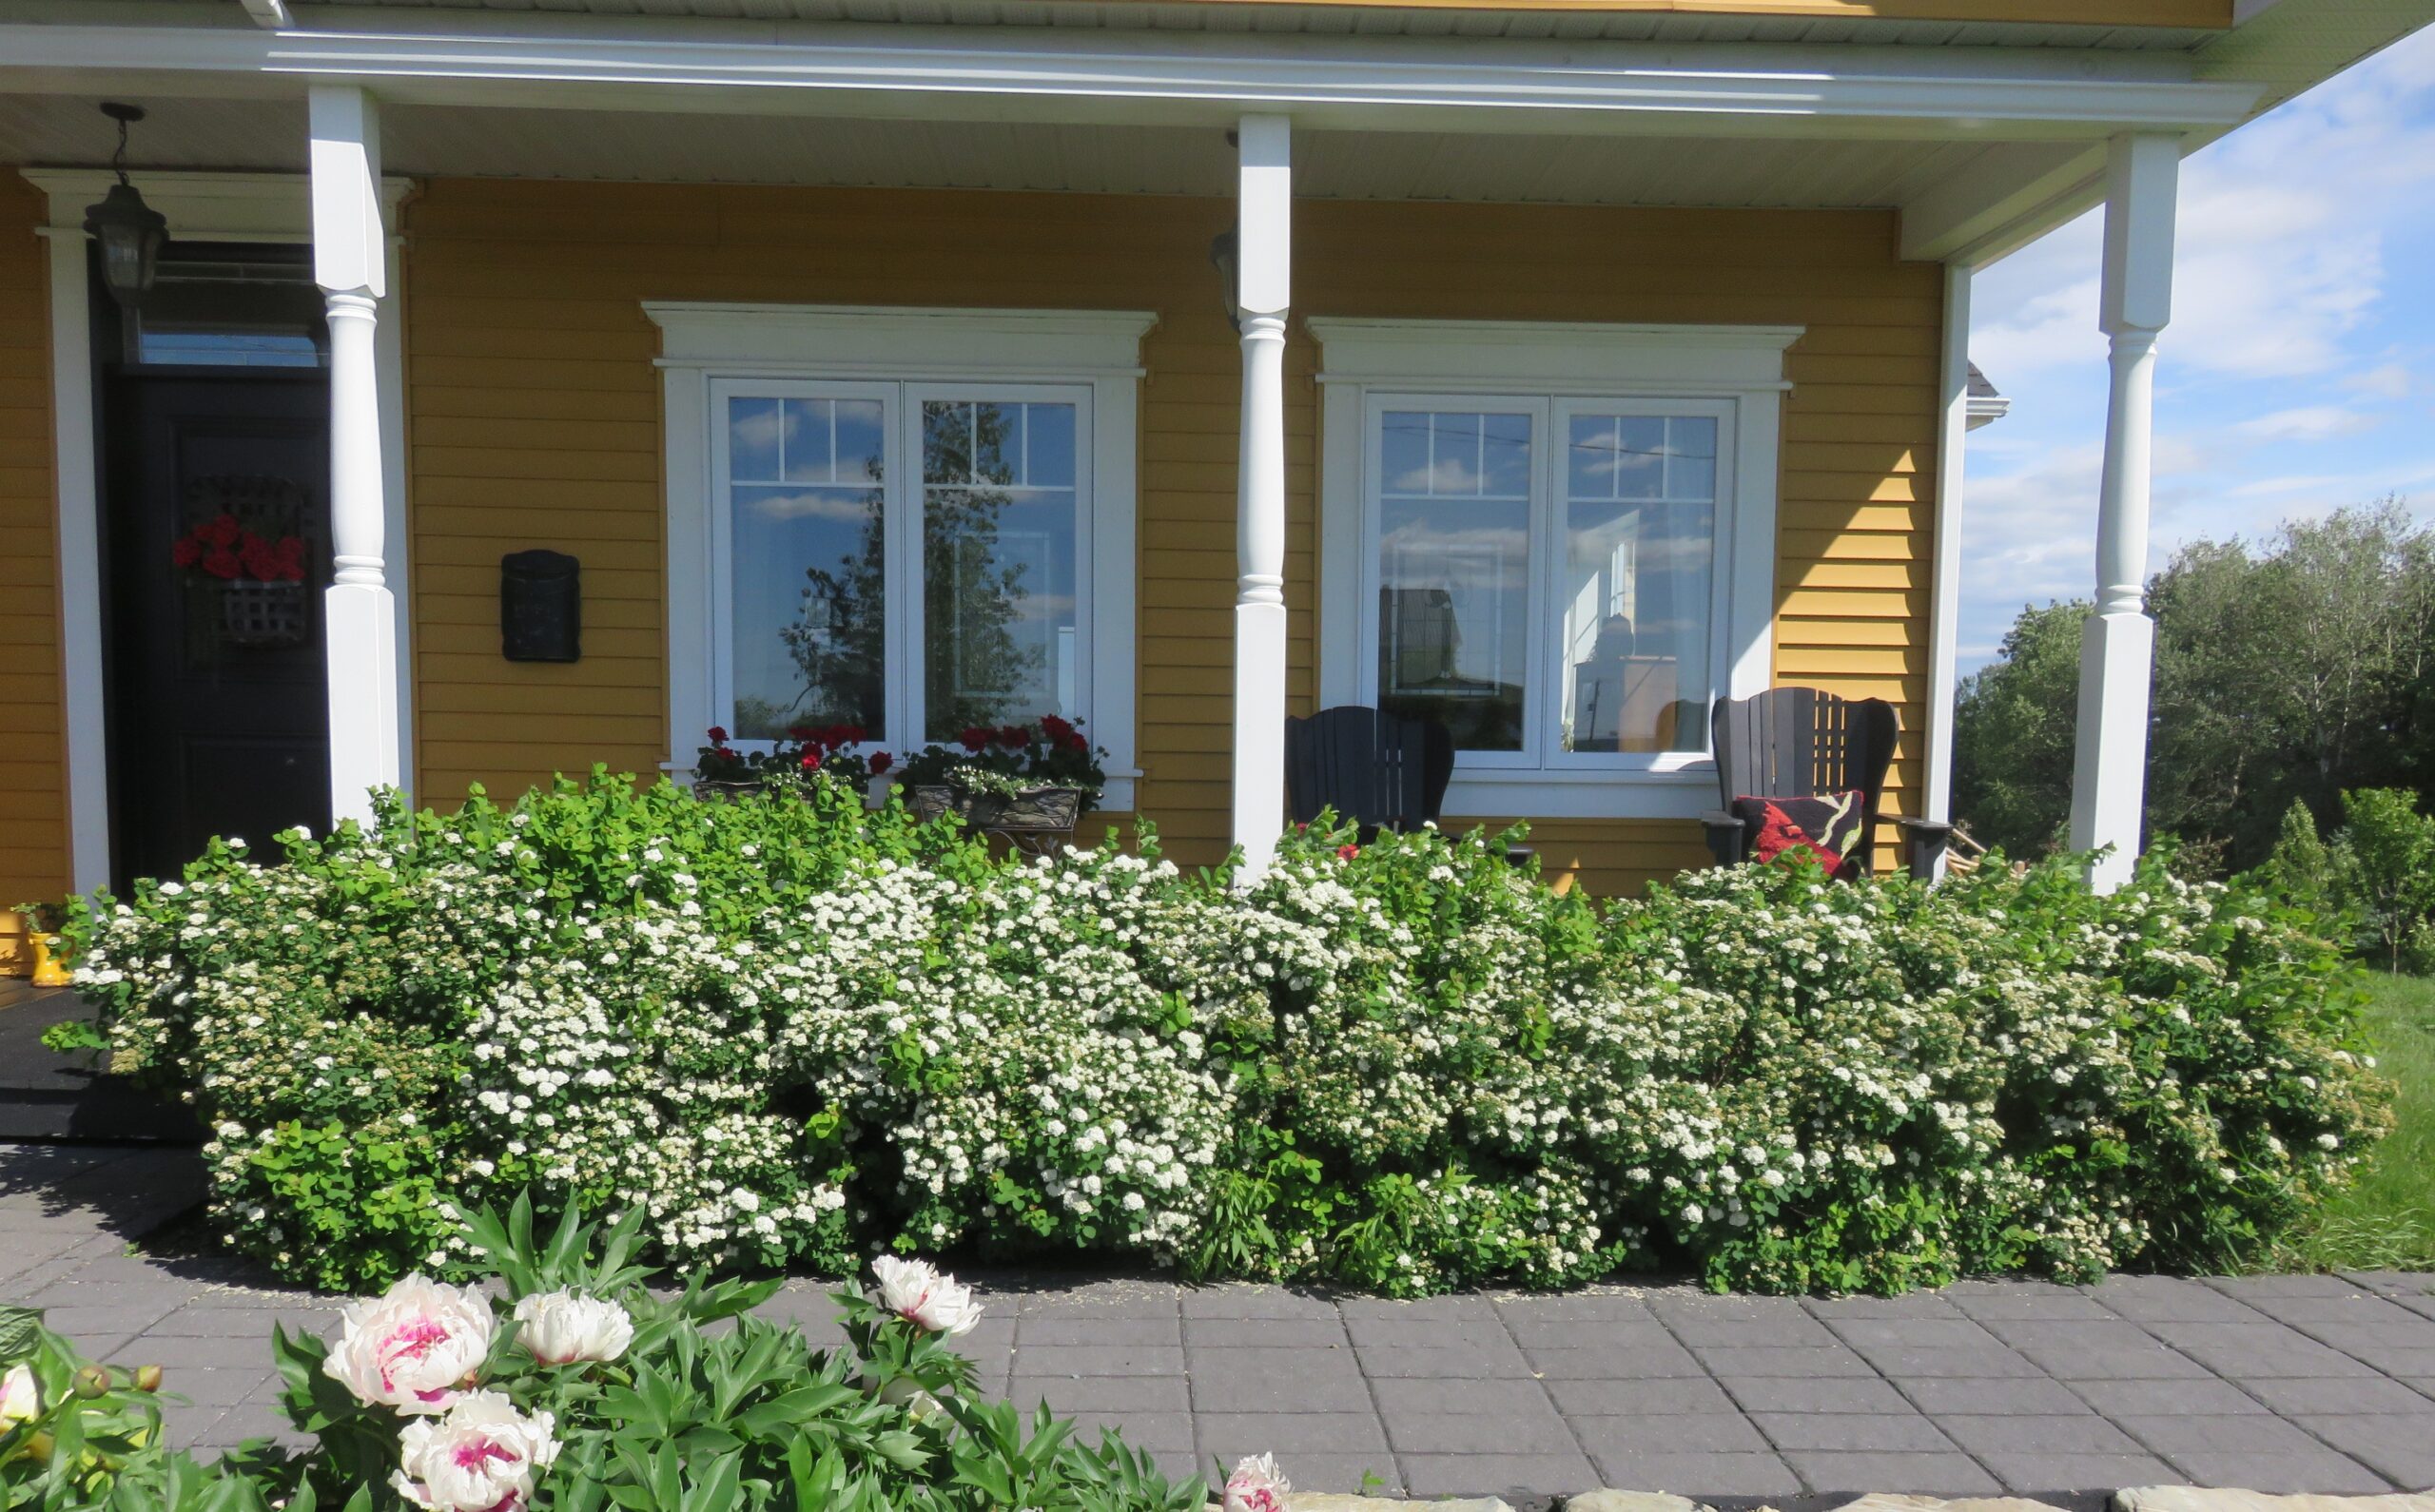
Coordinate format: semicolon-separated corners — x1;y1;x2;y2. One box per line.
62;770;2390;1295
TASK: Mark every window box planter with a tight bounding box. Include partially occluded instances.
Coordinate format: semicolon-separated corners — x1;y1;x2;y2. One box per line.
907;784;1085;832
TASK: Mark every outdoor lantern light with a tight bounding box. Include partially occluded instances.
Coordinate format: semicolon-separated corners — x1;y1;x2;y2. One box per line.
1208;228;1240;332
83;103;168;310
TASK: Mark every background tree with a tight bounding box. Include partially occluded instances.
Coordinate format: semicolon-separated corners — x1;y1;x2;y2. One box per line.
1953;599;2086;857
1954;500;2435;871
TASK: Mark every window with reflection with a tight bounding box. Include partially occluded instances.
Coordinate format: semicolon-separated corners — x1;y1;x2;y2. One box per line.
921;398;1079;742
1560;412;1717;756
1375;408;1532;751
716;384;1090;752
1363;394;1730;767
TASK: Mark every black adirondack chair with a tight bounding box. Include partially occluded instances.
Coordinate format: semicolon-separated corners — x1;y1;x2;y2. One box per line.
1701;688;1951;880
1284;706;1454;834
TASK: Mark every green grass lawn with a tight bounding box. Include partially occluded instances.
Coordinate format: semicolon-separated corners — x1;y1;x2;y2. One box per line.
2273;971;2435;1273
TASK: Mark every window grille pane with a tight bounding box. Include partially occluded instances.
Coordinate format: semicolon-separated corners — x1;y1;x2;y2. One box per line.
1375;409;1530;752
922;399;1080;741
727;395;886;740
1559;413;1718;754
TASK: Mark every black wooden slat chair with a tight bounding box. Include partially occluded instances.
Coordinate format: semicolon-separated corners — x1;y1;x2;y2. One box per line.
1284;706;1454;835
1701;687;1951;881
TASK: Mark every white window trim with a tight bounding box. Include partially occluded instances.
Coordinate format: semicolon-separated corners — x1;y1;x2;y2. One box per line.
649;302;1155;812
1312;318;1799;822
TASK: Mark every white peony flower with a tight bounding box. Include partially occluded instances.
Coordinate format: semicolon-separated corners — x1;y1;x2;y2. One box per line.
1;1364;37;1425
869;1256;984;1336
391;1391;560;1512
512;1290;633;1366
1223;1453;1291;1512
324;1275;497;1414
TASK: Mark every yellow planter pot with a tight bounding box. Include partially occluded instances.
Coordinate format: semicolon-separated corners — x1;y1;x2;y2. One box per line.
28;923;70;987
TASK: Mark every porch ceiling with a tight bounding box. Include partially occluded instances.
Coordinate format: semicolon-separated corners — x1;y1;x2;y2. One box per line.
0;89;2016;208
92;0;2225;49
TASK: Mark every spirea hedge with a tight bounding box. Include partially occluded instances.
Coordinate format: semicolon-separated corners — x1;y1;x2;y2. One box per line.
64;770;2391;1296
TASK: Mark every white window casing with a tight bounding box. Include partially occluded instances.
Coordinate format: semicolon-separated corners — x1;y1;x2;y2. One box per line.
649;302;1155;812
1311;318;1799;822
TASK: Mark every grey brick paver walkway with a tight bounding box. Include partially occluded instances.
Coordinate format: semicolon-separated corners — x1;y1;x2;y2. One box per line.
6;1142;2433;1502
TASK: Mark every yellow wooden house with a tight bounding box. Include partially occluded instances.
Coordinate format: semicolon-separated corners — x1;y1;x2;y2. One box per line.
2;0;2425;971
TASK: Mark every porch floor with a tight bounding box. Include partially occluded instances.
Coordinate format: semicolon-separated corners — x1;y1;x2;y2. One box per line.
4;1145;2433;1504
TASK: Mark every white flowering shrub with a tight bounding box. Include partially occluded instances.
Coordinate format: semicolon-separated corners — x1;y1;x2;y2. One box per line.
61;772;2391;1296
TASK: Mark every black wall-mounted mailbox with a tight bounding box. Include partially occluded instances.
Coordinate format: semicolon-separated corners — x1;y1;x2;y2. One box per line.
500;549;581;663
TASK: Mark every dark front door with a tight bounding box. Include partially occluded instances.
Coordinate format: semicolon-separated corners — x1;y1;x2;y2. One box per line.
106;372;332;886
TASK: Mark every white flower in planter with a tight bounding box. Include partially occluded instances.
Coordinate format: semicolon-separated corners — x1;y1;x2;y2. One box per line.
1223;1453;1290;1512
870;1256;984;1336
392;1391;560;1512
511;1289;633;1366
325;1274;497;1414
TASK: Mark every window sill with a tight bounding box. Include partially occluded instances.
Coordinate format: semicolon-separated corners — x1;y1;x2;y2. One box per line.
1440;766;1716;821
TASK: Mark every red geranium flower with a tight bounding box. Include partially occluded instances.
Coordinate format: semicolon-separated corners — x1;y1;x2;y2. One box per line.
958;727;990;752
800;750;820;770
1041;714;1076;740
1060;732;1088;753
868;751;893;776
997;725;1029;748
787;725;814;741
201;549;243;581
170;536;205;569
1337;844;1359;861
707;726;728;744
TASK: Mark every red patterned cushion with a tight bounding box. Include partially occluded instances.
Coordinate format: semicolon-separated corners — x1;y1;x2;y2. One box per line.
1730;790;1866;877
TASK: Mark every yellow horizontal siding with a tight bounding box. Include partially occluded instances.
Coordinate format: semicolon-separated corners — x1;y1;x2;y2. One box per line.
404;184;1944;888
0;173;63;972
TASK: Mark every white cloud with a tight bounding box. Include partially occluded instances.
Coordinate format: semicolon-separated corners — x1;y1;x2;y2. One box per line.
2243;404;2381;442
1960;27;2435;671
2345;361;2415;398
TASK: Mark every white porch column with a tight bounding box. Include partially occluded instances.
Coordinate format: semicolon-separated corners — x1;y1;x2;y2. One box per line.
1230;114;1292;879
309;86;402;826
2068;134;2178;893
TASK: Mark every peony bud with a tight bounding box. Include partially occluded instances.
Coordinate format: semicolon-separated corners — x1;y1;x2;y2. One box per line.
0;1364;37;1424
133;1366;164;1393
70;1367;107;1400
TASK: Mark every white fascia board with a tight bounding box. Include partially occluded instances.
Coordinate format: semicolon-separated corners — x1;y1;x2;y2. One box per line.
0;21;2264;138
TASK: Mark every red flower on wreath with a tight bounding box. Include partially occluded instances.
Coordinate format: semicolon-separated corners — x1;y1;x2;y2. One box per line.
199;513;243;549
201;549;243;581
170;536;205;569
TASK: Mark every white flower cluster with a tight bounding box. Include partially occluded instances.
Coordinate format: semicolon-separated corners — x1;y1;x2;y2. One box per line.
65;786;2388;1297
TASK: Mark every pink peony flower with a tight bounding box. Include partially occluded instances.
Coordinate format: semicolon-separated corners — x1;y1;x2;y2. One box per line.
870;1256;984;1336
1223;1453;1291;1512
323;1275;496;1415
391;1391;559;1512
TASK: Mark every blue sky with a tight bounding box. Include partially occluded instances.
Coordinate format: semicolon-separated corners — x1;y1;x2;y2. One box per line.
1960;23;2435;671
